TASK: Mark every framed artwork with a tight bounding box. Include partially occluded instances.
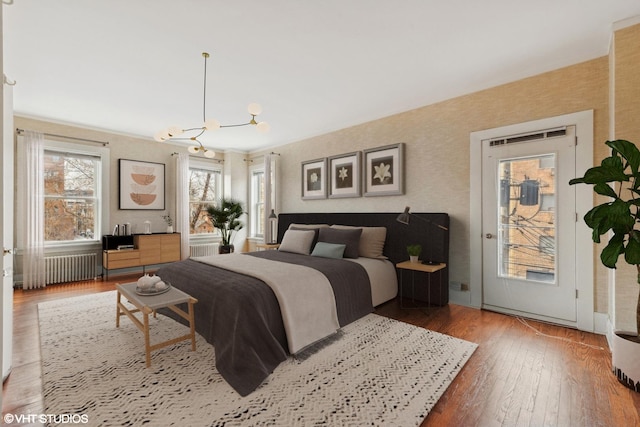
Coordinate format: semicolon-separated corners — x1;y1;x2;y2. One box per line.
119;159;166;210
363;143;405;197
301;158;327;200
328;151;361;198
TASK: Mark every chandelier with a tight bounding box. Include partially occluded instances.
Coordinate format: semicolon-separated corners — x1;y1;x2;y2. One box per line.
154;52;269;158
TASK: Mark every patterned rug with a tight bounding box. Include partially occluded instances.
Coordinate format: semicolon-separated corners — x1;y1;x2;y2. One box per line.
39;291;477;426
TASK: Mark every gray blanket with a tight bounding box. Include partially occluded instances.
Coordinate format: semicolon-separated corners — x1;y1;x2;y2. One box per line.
156;250;372;396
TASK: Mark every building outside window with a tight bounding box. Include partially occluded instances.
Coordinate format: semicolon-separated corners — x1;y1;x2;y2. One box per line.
43;150;101;243
188;163;222;235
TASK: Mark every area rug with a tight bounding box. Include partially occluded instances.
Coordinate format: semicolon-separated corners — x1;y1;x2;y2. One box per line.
38;291;477;426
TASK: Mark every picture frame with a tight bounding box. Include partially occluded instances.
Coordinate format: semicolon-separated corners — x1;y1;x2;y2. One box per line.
363;143;405;197
301;158;327;200
328;151;361;198
119;159;166;210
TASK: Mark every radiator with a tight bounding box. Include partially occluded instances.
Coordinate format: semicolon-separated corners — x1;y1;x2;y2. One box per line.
189;243;218;257
45;253;97;284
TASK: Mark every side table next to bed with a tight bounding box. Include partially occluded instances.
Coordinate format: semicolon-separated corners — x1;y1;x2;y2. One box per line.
116;282;198;367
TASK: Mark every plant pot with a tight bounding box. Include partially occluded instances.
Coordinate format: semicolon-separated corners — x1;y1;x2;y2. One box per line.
612;331;640;392
166;226;173;233
219;244;234;254
409;255;419;263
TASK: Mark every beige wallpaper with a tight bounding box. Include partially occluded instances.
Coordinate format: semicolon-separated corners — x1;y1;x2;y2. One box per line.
260;56;609;312
613;23;640;332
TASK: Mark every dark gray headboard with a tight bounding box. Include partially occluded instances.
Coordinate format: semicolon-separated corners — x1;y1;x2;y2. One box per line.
277;212;450;305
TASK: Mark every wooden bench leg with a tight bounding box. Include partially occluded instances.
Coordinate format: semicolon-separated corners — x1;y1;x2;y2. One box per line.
143;310;151;367
116;290;121;328
188;299;197;351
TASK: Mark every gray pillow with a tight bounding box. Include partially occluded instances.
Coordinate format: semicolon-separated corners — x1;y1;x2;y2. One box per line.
278;229;316;255
318;227;362;259
311;242;346;259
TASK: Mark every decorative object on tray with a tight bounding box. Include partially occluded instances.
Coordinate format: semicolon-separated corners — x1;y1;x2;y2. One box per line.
328;151;361;199
206;198;245;254
119;159;166;210
162;214;173;233
363;143;404;197
135;274;171;295
407;244;422;263
301;158;327;200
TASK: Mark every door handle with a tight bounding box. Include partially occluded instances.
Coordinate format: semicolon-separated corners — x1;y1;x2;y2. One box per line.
485;233;494;239
3;247;14;255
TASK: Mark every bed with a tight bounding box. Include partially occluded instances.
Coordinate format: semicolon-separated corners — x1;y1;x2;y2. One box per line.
156;212;449;396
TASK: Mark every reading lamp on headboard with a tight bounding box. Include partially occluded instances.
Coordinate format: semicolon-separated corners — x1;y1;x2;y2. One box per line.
396;206;449;265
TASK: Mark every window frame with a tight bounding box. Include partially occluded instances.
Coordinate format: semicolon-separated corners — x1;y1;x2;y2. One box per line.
17;138;110;250
249;164;265;239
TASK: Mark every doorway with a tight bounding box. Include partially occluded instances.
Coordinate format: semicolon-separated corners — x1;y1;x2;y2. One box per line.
470;111;594;331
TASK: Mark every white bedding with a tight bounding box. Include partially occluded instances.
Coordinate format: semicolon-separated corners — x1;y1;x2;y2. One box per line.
346;257;398;306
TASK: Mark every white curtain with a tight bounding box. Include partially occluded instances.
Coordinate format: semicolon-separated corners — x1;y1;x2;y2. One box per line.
175;153;190;259
263;153;278;244
22;130;46;289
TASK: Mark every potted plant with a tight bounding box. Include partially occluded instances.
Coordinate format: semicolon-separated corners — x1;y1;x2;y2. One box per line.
206;198;245;254
162;214;173;233
569;139;640;392
407;244;422;263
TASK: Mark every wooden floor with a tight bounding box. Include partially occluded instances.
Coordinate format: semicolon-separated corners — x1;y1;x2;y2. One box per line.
2;275;640;426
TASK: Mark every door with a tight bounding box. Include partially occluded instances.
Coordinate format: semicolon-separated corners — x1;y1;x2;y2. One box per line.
482;126;577;322
2;82;14;381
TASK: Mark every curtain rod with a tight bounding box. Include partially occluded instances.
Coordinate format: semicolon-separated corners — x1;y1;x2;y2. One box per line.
16;128;109;146
171;152;224;163
245;151;281;162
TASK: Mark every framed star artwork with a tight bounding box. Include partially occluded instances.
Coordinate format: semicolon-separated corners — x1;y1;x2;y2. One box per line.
363;143;405;197
301;158;327;200
328;151;361;198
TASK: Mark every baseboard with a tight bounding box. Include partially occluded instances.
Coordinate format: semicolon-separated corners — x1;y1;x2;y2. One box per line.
449;287;471;306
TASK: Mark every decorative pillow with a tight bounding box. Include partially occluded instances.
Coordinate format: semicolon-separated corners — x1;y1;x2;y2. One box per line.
330;225;387;259
318;227;362;259
278;229;316;255
311;242;346;259
290;226;321;249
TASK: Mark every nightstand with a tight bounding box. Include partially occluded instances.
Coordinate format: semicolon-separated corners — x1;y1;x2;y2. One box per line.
395;261;447;309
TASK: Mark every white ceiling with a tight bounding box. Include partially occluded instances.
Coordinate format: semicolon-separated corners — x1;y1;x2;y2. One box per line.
4;1;640;153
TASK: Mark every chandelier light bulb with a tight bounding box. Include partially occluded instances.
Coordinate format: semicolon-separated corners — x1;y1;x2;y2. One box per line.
204;118;221;130
187;145;200;154
247;103;262;116
203;149;216;159
153;131;168;142
167;126;184;137
256;121;270;134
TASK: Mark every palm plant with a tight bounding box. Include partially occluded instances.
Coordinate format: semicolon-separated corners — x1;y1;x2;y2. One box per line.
206;198;245;248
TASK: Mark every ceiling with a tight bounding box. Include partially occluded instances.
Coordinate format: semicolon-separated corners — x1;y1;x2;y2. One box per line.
4;1;640;153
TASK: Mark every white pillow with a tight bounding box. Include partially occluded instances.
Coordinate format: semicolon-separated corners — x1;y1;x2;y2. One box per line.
278;229;316;255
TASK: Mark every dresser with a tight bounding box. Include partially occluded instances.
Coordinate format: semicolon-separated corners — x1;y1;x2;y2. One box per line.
102;233;181;279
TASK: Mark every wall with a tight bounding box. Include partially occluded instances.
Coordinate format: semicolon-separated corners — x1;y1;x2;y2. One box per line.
258;56;610;312
612;22;640;332
11;116;248;277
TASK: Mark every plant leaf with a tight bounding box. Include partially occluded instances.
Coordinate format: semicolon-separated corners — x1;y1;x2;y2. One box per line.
601;232;625;268
608;139;640;174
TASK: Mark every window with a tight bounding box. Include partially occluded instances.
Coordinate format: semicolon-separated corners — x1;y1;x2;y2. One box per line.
43;149;102;243
188;163;222;234
250;167;265;238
